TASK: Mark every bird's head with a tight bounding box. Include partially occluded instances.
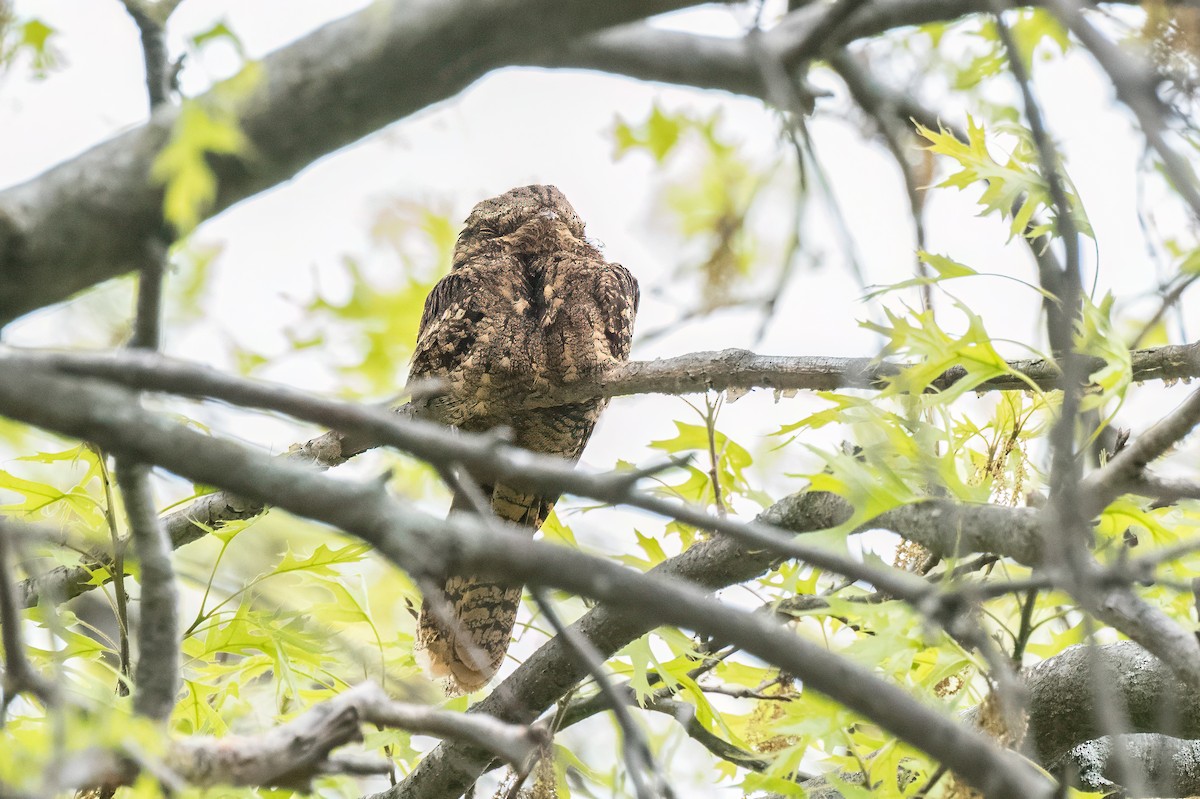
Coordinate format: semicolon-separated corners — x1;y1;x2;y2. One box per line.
458;184;585;243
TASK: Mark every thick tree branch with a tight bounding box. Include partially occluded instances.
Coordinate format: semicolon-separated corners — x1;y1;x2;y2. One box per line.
0;367;1053;799
10;347;1063;609
1058;734;1200;796
1024;641;1200;765
1;0;1162;328
17;338;1200;407
0;0;718;325
540;343;1200;402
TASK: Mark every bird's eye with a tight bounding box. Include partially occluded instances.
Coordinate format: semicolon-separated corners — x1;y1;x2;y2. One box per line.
477;225;497;236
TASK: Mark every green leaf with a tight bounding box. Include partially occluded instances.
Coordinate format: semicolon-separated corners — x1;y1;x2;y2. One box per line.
618;635;658;704
1076;293;1132;414
1010;9;1070;67
274;542;371;576
916;115;1091;241
189;19;246;57
863;252;977;300
152;100;249;234
150;60;261;235
613;104;685;163
3;18;61;78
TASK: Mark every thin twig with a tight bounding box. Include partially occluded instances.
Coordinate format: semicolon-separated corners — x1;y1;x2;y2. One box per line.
0;519;54;716
1048;0;1200;220
531;588;673;799
1131;273;1200;350
641;695;776;773
702;395;727;517
95;453;132;695
828;50;932;313
1012;588;1039;664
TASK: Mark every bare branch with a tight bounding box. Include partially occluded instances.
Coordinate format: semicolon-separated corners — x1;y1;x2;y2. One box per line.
61;681;540;793
563;683;780;774
549;343;1200;402
18;338;1200;411
118;0;175;110
113;461;177;723
355;683;544;771
1087;587;1200;694
1049;0;1200;220
1128;472;1200;504
1081;384;1200;515
555;0;1149;107
532;588;671;799
0;518;54;713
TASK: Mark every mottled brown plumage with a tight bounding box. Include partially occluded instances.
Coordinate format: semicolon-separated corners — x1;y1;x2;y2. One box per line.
409;185;638;694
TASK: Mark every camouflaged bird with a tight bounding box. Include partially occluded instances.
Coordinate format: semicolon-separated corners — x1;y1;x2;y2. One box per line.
409;185;639;695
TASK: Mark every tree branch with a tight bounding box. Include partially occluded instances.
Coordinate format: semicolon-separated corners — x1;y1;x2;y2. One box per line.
552;0;1148;106
60;681;541;793
17;338;1200;407
1048;0;1200;220
118;0;178;111
0;366;1053;799
0;0;717;326
8;347;1067;611
1080;384;1200;516
1024;640;1200;765
0;518;54;713
20;333;1189;607
113;462;177;723
1057;734;1200;796
0;0;1158;328
532;587;672;799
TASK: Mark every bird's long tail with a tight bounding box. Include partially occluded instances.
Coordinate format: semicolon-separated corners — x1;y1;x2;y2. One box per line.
414;483;548;695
